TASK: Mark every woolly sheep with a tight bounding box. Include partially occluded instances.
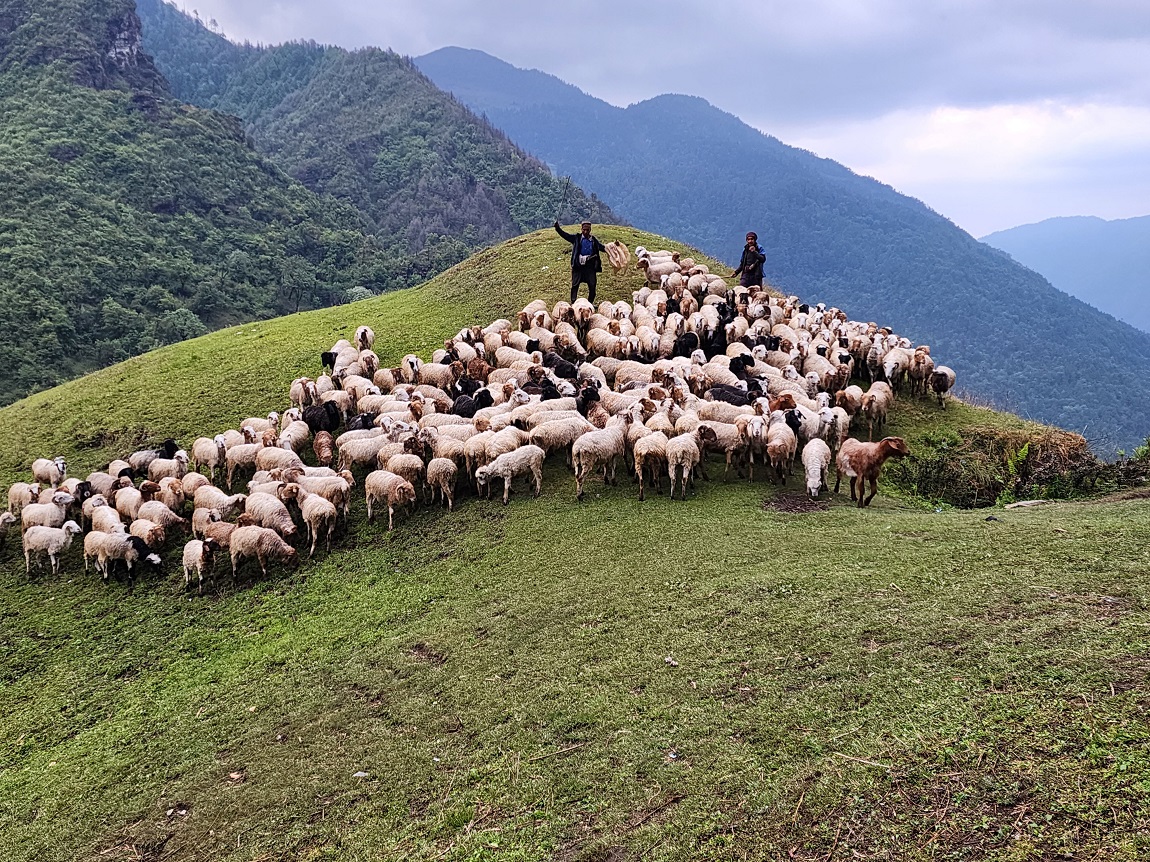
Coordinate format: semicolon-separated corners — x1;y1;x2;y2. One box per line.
364;470;417;531
666;433;701;501
8;482;41;514
22;521;82;575
182;537;220;594
801;439;832;499
633;431;669;501
193;486;247;520
279;484;337;558
191;507;222;539
425;458;458;511
229;525;299;580
137;500;188;534
474;445;545;504
90;505;127;535
244;492;298;539
571;416;630;500
147;451;189;482
21;492;75;533
31;457;67;489
129;518;167;550
930;366;956;408
83;532;160;580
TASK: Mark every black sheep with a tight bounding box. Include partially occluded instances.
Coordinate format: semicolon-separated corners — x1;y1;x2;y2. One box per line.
540;377;563;401
704;328;727;359
575;385;601;417
451;388;493;418
303;402;341;435
706;385;752;406
673;332;700;358
784;409;803;437
542;350;579;380
345;413;378;431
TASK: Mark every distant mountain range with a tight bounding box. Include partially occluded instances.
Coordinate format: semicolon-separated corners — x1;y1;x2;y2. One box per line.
416;47;1150;452
981;216;1150;334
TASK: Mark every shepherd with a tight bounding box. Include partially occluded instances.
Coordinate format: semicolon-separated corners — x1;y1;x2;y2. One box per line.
731;231;766;288
555;219;609;305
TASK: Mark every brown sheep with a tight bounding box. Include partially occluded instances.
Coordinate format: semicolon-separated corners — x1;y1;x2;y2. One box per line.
312;431;335;467
833;437;910;508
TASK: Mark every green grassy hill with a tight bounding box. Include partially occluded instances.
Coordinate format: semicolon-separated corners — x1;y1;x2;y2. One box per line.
1;230;1148;862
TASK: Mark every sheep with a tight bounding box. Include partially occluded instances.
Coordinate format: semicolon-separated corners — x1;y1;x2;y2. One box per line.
22;521;82;575
31;457;67;489
801;439;833;499
425;458;458;511
225;437;268;490
191;507;221;539
385;454;427;502
193;486;247;520
571;415;630;500
90;504;127;535
930;366;956;407
834;437;911;507
133;499;186;534
278;420;312;453
861;388;892;441
8;482;42;514
182;537;220;594
129;519;167;550
312;431;335;466
633;431;669;501
21;492;75;533
364;470;417;530
157;477;186;514
244;492;298;539
474;445;545;504
201;514;257;551
128;439;179;474
147;451;189;482
355;325;375;351
765;414;798;485
279;484;337;557
666;434;701;501
83;532;160;581
254;445;305;473
229;525;299;580
695;421;748;480
529;416;594;467
179;472;211;497
337;435;393;472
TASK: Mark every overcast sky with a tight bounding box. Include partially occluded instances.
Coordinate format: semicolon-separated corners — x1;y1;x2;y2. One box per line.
175;0;1150;236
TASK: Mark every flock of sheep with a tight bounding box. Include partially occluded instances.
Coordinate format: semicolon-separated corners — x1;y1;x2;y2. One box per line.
4;244;957;590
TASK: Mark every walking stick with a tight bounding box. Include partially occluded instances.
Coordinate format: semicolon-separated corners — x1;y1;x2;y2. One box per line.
552;176;571;223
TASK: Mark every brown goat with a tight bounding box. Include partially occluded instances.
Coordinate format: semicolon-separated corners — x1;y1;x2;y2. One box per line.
833;437;910;507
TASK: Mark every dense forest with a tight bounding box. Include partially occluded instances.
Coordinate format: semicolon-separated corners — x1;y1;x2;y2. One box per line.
417;48;1150;453
135;0;617;292
0;0;379;404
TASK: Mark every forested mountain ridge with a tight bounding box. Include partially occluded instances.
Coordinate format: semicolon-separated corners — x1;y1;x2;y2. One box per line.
135;0;617;290
0;0;381;405
415;47;1150;453
982;216;1150;334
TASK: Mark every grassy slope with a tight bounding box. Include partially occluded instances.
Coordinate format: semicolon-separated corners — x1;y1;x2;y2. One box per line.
1;230;1148;862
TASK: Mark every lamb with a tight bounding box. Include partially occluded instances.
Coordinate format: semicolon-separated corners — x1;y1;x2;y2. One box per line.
0;511;16;550
474;445;545;504
801;439;833;499
22;520;82;575
244;492;298;539
21;491;74;533
364;470;417;530
571;415;630;500
425;458;459;511
834;437;911;507
930;366;956;408
8;482;41;514
666;433;701;501
147;450;189;482
129;518;167;550
83;532;160;581
136;500;188;534
31;457;67;489
279;484;337;557
229;525;299;580
182;537;220;593
193;486;247;520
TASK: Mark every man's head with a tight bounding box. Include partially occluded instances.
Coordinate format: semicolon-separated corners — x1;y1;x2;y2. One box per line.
581;221;592;237
746;231;757;245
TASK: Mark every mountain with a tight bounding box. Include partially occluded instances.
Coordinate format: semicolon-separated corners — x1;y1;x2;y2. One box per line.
0;0;379;405
981;216;1150;334
415;47;1150;453
135;0;617;291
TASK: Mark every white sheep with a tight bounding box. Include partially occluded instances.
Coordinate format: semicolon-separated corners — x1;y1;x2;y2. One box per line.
21;491;74;533
244;492;298;539
364;470;417;530
22;521;82;575
191;435;227;482
475;445;545;504
147;451;189;482
571;416;630;500
182;537;221;594
425;458;458;511
801;439;833;499
83;532;160;581
31;457;67;489
7;482;42;514
280;484;337;557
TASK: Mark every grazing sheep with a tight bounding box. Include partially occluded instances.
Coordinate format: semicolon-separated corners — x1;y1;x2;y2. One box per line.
0;511;17;550
801;439;833;499
279;484;337;558
182;537;220;594
157;477;186;514
136;500;188;534
201;514;257;551
191;507;221;539
571;416;630;500
475;445;545;504
129;518;167;550
229;525;299;580
254;445;305;473
21;492;75;533
364;470;417;530
633;431;669;501
83;532;160;581
385;454;427;502
147;451;189;482
90;504;127;535
31;457;68;489
22;521;82;575
179;471;211;497
244;492;298;539
834;437;911;508
312;431;335;467
193;486;248;520
425;458;458;511
128;439;179;474
930;366;956;407
8;482;42;514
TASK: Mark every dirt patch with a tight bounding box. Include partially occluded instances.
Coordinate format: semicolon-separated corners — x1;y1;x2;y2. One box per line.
1051;592;1136;620
1108;655;1150;694
762;493;829;514
409;643;447;666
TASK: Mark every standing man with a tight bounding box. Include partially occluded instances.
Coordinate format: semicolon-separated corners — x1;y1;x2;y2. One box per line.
731;231;766;288
555;220;608;305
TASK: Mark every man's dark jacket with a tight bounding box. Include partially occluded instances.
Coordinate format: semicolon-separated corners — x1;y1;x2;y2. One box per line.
555;223;607;273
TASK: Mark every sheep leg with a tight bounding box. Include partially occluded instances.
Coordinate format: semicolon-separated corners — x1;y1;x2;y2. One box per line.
863;476;878;508
532;467;542;498
388;505;395;531
575;465;586;501
668;465;677;501
24;549;32;576
366;495;375;523
833;471;842;494
502;477;511;506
